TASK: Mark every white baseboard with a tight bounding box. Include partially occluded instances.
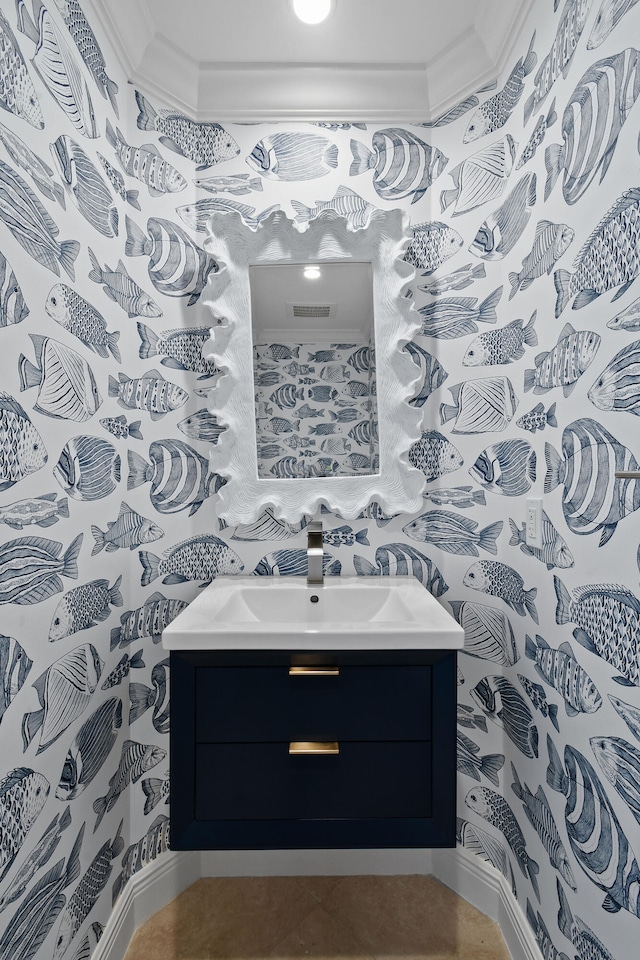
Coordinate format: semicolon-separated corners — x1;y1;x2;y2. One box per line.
98;847;539;960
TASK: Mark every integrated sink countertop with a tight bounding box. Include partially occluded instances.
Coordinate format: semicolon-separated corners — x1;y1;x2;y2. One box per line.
161;576;464;650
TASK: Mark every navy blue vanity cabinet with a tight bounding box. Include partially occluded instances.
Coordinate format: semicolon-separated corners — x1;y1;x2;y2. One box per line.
170;648;456;850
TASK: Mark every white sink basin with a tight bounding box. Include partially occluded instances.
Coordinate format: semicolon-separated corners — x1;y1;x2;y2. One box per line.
161;576;464;650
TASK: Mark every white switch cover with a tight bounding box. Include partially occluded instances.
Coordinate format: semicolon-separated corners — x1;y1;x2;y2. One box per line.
526;498;543;548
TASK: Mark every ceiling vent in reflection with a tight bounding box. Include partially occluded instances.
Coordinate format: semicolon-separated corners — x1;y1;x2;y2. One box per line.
288;302;337;319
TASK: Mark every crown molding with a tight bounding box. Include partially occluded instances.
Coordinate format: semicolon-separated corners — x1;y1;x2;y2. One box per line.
84;0;536;121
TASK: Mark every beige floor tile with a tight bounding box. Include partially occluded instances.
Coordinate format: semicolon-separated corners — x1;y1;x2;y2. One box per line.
124;875;511;960
320;875;506;960
268;904;376;959
295;876;345;904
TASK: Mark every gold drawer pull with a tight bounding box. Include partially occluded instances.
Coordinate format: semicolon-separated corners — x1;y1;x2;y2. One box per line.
289;741;339;755
289;666;339;677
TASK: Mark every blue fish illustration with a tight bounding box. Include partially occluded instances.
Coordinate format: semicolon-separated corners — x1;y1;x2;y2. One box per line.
127;439;217;515
449;600;519;665
511;763;577;890
464;560;538;622
588;338;640;415
140;535;243;586
440;136;516;216
525;636;602;717
0;119;65;207
609;694;640;741
141;772;170;815
0;804;71;913
106;120;186;195
517;674;560;733
270;384;304;409
108;369;188;419
457;731;504;786
556;878;613;960
247;133;338;181
88;249;162;319
418;287;502;339
54;435;121;501
524;0;592;122
0;158;79;278
50;135;117;236
403;511;502;556
423;486;486;508
194;172;263;195
177;197;278;231
55;697;122;800
135;90;240;168
93;746;165;830
547;736;640;917
516;100;557;168
554;576;640;686
253;549;340;577
470;439;536;497
125;215;218;306
100;416;143;441
112;814;170;906
463;311;537;365
508;221;574;298
129;658;169;734
0;767;49;881
404;341;448;407
544;49;640;205
0;635;32;725
469;173;537;261
350;128;447;203
101;651;144;690
440;376;518;434
545;418;640;544
353;543;448;595
516;402;557;433
588;0;640;49
18;334;102;422
111;592;188;649
464;33;537;142
471;676;538;757
0;9;43;128
16;0;97;137
525;323;600;395
409;430;463;481
177;410;224;444
0;533;81;605
0;493;67;532
403;221;463;273
291;186;375;230
0;824;83;960
96;152;140;209
419;263;486;294
49;576;123;641
0;252;29;327
45;283;120;360
554;187;640;314
52;822;125;958
54;0;119;114
22;642;102;754
591;735;640;826
508;511;574;569
465;784;540;899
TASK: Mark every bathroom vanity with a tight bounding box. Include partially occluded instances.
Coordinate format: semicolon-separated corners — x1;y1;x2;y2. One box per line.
163;577;464;850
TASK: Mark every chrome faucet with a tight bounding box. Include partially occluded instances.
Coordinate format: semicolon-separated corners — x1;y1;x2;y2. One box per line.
307;521;323;586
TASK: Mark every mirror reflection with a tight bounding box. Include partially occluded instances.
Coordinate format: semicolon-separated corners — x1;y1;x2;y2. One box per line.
249;261;379;480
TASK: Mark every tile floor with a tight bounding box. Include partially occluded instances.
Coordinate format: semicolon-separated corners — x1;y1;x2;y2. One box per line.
124;875;511;960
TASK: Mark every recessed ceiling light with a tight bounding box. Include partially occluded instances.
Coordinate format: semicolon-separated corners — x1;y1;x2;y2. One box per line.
292;0;333;25
303;265;321;280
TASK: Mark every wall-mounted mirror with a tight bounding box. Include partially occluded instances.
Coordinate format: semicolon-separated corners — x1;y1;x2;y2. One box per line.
203;208;425;524
250;260;378;480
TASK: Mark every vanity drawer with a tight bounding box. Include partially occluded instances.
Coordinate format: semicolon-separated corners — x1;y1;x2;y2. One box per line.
194;665;431;742
195;741;432;821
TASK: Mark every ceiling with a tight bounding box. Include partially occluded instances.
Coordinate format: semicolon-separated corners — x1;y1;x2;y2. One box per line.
86;0;535;121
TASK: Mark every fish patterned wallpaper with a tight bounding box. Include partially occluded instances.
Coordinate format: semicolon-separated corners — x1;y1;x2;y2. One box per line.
0;0;638;958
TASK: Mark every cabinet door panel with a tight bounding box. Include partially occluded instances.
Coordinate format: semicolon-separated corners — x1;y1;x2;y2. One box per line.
195;666;431;742
195;742;432;820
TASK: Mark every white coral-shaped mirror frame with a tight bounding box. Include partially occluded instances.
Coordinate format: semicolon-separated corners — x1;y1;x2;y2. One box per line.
202;207;425;525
